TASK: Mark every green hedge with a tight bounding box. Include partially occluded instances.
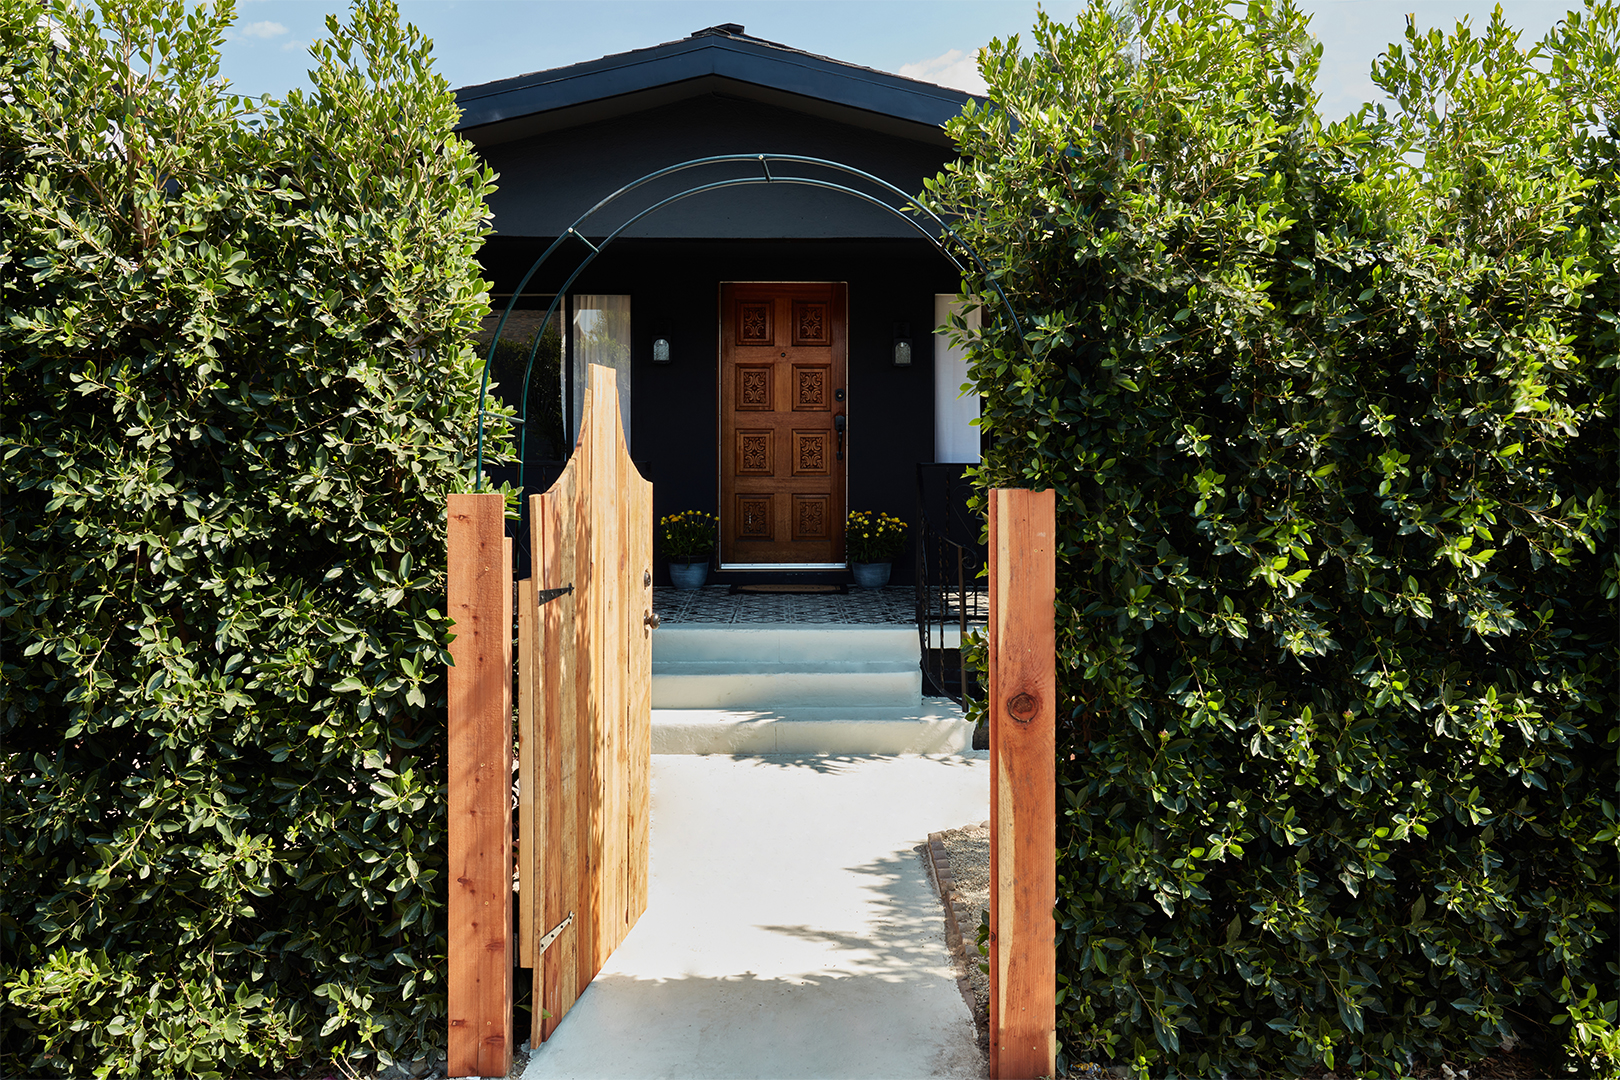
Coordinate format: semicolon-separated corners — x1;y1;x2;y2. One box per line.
0;1;510;1075
928;2;1617;1076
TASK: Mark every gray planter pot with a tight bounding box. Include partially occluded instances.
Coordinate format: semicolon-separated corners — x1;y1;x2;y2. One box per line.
668;560;709;590
850;561;892;589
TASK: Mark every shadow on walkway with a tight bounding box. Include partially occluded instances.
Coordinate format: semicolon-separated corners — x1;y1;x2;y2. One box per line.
521;754;990;1080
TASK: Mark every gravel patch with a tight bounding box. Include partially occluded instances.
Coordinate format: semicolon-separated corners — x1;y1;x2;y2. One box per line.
926;821;1116;1080
939;822;990;1012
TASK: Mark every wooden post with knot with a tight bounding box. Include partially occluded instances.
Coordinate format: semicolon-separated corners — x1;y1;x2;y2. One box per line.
988;487;1057;1080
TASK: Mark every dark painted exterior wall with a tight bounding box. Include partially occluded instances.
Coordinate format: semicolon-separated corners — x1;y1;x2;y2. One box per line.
482;237;961;584
479;94;957;240
464;37;973;583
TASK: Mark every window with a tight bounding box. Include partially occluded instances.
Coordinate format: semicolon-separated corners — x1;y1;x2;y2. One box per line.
933;295;981;464
571;295;632;454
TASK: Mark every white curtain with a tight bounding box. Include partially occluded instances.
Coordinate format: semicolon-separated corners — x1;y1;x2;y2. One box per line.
933;295;982;464
571;295;632;453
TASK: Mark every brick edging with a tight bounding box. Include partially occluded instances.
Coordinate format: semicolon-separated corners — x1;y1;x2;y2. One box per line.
925;830;981;1022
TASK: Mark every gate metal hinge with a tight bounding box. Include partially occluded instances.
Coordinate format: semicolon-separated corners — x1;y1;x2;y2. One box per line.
537;584;574;606
538;911;573;954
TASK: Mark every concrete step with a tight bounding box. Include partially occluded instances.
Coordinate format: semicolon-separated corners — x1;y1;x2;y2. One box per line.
651;662;921;708
652;699;974;754
651;623;923;709
652;624;918;664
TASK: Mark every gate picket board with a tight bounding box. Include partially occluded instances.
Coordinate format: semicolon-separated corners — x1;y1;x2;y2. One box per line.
517;574;537;971
518;364;652;1045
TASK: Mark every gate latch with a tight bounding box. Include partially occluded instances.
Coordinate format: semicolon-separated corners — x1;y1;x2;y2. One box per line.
536;584;574;606
538;911;574;954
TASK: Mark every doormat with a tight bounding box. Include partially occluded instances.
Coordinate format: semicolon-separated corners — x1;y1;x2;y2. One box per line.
728;583;849;595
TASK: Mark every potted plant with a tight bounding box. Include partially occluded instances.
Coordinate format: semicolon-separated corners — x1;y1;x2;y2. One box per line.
845;510;907;589
660;510;718;589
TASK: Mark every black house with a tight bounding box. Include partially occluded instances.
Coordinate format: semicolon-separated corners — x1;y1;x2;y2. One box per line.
455;24;982;583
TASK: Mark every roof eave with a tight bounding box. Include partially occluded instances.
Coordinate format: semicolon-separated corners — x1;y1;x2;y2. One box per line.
454;33;975;145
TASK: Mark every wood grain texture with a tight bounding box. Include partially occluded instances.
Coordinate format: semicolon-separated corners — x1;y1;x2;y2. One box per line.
719;282;846;565
532;466;577;1043
522;364;652;1043
627;473;652;930
988;488;1057;1080
446;495;514;1079
592;395;618;974
491;536;514;1080
517;575;536;972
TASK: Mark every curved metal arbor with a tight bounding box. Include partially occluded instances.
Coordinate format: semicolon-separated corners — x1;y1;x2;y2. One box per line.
473;152;1020;490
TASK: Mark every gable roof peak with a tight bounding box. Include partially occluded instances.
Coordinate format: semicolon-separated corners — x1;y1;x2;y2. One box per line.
454;25;976;145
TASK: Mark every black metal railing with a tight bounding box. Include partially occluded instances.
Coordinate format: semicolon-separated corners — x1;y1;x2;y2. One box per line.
915;464;988;705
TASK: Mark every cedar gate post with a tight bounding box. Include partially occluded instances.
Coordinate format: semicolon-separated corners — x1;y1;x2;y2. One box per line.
989;487;1058;1079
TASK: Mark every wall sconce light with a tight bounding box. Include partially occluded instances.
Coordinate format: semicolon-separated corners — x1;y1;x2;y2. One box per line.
652;336;671;364
892;323;912;367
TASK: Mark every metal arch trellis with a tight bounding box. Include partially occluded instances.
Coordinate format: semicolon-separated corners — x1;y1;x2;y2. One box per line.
473;152;1024;491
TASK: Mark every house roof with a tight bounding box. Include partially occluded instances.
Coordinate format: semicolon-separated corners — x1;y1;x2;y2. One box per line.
454;24;977;147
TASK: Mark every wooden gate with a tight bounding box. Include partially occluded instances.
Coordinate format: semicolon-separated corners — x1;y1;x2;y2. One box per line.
446;364;651;1078
516;364;653;1046
450;374;1054;1077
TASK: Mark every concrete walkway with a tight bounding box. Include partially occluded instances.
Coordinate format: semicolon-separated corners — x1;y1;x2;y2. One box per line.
520;752;991;1080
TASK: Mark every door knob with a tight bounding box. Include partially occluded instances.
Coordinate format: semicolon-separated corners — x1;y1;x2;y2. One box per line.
644;611;661;630
834;414;845;460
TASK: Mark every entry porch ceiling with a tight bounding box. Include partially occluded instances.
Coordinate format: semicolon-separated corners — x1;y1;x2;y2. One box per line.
454;29;974;149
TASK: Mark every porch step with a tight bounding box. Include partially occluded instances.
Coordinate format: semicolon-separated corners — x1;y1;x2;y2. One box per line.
652;700;973;755
652;624;918;664
651;624;922;709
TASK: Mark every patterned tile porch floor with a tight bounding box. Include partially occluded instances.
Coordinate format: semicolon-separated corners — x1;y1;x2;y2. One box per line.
652;585;911;625
652;585;989;626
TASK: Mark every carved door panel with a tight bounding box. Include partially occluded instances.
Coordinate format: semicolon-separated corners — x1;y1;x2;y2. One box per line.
720;282;846;566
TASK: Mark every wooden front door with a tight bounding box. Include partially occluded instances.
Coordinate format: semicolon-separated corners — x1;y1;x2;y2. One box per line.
720;282;847;566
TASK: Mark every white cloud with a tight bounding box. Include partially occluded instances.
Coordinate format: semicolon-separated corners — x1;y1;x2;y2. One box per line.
239;20;287;40
898;48;987;95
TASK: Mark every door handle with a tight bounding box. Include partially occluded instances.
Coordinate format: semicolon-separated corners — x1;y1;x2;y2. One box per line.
834;414;845;460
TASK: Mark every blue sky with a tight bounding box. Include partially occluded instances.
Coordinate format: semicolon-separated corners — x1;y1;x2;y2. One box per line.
217;1;1574;120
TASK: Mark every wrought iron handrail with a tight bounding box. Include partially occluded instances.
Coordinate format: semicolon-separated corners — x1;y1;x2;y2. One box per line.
914;463;987;706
